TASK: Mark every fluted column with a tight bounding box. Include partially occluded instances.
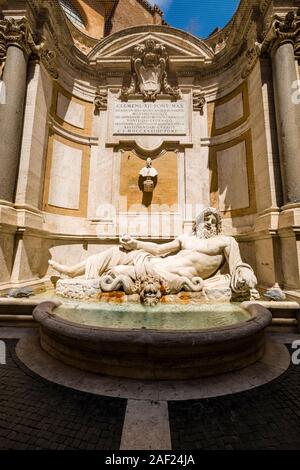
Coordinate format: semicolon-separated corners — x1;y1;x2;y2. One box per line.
269;11;300;205
0;18;34;202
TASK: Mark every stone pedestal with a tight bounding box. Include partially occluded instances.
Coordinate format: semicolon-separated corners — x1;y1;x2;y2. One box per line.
272;42;300;204
0;44;28;202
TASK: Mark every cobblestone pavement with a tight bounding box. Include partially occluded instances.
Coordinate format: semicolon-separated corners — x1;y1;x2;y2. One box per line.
0;341;126;450
168;347;300;450
1;339;300;450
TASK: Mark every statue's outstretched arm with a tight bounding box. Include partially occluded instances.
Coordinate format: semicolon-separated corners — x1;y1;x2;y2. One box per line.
137;239;181;256
120;235;181;256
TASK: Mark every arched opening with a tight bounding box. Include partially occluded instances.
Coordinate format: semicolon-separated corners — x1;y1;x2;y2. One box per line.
58;0;87;31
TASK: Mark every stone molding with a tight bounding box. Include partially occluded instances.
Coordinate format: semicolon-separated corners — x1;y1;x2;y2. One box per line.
208;81;250;137
241;43;262;79
43;131;90;218
50;83;93;137
40;48;59;80
25;0;300;85
23;0;273;84
209;129;256;219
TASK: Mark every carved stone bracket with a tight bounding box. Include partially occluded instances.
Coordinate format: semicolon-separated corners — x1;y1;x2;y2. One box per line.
39;48;59;79
241;42;262;79
94;88;108;111
120;39;181;101
0;33;6;76
193;90;206;114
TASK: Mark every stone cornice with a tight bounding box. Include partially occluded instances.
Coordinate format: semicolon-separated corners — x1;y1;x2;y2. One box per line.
89;25;215;60
24;0;297;84
27;0;97;78
136;0;163;17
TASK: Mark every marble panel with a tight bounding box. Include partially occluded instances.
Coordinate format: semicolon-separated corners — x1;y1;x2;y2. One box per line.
48;140;82;210
56;92;85;129
217;141;249;211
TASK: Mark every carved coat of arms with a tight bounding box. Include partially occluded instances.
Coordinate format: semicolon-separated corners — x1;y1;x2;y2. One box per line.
121;39;180;101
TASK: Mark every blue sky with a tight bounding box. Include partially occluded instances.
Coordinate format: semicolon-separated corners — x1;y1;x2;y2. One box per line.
149;0;240;38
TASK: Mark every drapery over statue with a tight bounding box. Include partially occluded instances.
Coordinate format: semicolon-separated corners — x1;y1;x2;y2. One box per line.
49;208;259;305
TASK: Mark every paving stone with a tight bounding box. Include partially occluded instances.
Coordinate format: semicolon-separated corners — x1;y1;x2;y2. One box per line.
169;345;300;450
0;340;126;450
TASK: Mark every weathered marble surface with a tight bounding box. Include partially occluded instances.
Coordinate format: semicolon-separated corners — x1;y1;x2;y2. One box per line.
56;278;101;300
51;208;259;305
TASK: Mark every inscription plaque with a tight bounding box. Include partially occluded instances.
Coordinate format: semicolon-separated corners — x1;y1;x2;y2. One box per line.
114;101;186;135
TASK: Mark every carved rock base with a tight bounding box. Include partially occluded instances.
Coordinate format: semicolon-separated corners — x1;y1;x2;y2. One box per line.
56;278;101;300
55;278;241;303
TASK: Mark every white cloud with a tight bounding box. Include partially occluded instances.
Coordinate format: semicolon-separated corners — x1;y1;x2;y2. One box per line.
148;0;173;11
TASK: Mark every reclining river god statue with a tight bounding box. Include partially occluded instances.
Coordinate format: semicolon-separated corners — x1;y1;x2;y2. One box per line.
49;207;259;305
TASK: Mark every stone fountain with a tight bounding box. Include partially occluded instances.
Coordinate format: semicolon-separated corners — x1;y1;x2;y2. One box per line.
33;207;272;380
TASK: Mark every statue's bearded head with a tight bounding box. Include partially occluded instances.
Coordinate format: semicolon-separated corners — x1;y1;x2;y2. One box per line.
193;208;222;239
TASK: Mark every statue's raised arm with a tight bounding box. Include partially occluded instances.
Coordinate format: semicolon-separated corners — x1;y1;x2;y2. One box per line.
120;234;181;256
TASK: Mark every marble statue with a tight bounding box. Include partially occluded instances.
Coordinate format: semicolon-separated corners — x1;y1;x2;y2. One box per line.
139;157;158;178
139;158;158;193
49;207;259;305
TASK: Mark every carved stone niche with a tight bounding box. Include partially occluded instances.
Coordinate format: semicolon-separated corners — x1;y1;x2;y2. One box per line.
120;39;181;101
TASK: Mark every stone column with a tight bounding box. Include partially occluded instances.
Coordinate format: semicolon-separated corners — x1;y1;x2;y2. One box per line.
272;41;300;204
0;18;34;202
270;12;300;205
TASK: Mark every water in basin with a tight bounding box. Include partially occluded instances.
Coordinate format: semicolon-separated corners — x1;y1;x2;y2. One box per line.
32;290;251;331
54;303;250;332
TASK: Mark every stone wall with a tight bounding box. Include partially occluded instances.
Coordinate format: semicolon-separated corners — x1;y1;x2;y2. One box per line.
119;151;178;213
76;0;106;38
1;1;300;299
108;0;157;34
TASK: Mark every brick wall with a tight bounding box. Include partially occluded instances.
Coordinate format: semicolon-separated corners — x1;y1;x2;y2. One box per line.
107;0;161;35
76;0;106;38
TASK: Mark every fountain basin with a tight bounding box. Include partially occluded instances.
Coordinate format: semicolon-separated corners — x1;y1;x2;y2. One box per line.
33;301;272;380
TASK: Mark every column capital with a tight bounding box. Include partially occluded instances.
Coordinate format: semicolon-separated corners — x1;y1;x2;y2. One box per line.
0;17;42;58
0;17;58;79
261;10;300;57
241;10;300;79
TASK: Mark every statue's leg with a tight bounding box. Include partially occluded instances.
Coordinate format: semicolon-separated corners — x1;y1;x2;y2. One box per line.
85;247;136;279
48;260;86;278
49;247;136;279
